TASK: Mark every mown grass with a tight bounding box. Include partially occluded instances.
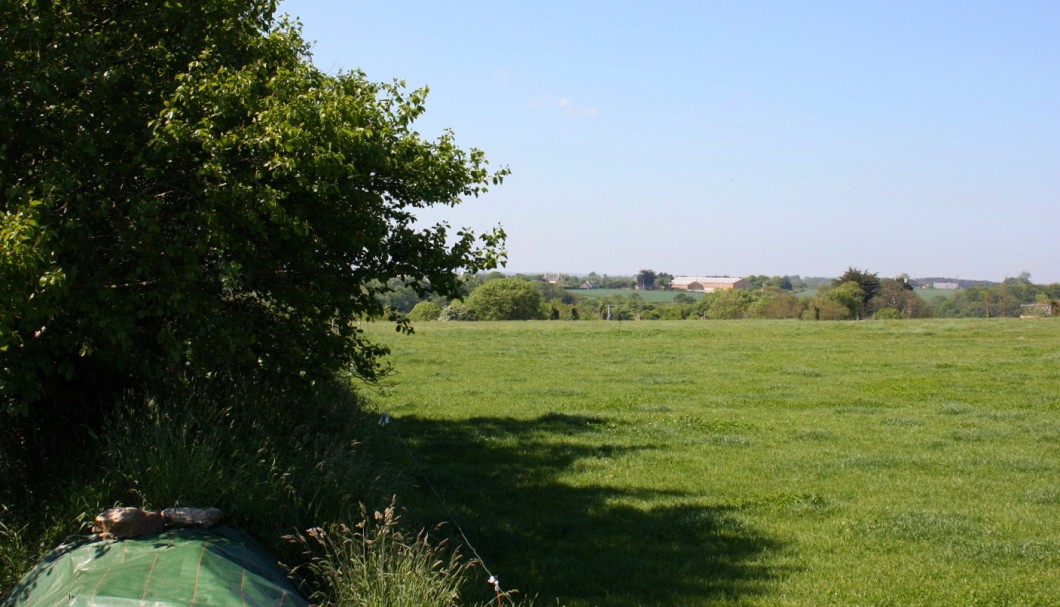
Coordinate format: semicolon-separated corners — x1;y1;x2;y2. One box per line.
366;319;1059;606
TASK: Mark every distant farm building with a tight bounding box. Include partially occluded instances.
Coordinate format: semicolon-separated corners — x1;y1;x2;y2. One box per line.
1020;302;1054;318
541;273;562;284
671;276;750;292
933;282;959;289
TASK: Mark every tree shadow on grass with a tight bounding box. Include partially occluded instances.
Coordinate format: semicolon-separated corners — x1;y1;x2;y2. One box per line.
390;413;785;607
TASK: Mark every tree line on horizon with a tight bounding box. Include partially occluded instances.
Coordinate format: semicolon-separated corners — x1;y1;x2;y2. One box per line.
379;269;1060;322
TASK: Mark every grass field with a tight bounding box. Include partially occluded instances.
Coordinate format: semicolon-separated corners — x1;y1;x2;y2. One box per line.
365;319;1059;606
790;288;957;301
912;288;962;301
569;287;958;303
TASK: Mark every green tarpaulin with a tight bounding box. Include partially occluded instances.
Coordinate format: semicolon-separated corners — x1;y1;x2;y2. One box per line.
3;528;308;607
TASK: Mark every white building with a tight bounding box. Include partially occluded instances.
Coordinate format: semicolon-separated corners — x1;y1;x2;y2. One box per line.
670;276;750;292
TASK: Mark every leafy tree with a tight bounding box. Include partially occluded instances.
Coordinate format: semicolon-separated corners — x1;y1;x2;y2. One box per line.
407;302;442;322
748;275;794;291
803;276;834;288
746;275;768;289
597;295;632;320
465;278;542;320
480;271;509;283
872;308;904;320
635;269;657;291
705;290;759;319
808;297;854;320
377;278;429;314
817;282;864;320
1004;271;1033;286
438;301;477;321
602;275;634;289
657;304;689;320
535;281;576;304
834;268;880;319
672;293;696;305
930;278;1059;318
626;293;647;319
994;285;1022;317
1;1;508;415
869;279;932;319
752;288;805;319
999;273;1038;308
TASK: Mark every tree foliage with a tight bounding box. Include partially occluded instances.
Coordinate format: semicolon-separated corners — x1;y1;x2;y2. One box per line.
465;278;543;320
1;1;507;414
635;269;657;291
654;273;674;290
438;301;477;321
407;302;442;322
869;278;933;319
815;282;864;320
833;268;880;319
930;277;1059;318
752;288;805;319
535;280;575;305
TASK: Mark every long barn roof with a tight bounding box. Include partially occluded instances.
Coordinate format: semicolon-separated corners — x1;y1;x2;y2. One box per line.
671;276;744;285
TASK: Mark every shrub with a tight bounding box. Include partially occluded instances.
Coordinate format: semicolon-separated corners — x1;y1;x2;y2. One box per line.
465;278;543;320
439;302;477;321
408;302;443;322
1;2;507;416
807;298;854;320
704;290;758;320
752;290;806;319
873;308;904;320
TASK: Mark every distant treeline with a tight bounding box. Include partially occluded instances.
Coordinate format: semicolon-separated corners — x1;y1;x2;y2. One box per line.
377;270;1059;321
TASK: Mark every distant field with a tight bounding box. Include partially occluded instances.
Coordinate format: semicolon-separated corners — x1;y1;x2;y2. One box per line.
569;287;956;303
367;319;1059;607
792;288;959;301
568;288;704;302
916;287;962;300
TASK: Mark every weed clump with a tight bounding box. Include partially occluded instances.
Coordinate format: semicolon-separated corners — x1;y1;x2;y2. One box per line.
290;501;476;607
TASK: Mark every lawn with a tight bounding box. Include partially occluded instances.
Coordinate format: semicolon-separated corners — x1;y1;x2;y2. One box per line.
365;319;1059;607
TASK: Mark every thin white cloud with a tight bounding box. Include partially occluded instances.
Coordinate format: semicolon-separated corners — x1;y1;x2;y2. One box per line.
527;94;598;118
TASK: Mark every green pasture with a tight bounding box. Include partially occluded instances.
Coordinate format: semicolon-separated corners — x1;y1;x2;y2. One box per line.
366;319;1059;607
568;288;704;302
570;287;955;303
792;288;958;301
915;287;962;301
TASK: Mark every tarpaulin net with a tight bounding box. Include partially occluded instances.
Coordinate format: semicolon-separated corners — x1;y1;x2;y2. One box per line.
3;527;308;607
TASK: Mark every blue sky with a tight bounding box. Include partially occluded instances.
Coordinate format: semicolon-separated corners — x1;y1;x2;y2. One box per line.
278;1;1060;283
